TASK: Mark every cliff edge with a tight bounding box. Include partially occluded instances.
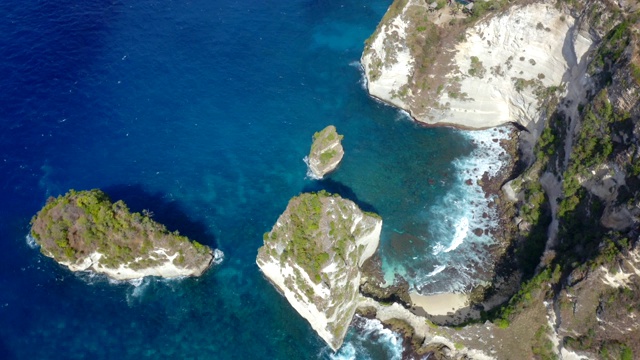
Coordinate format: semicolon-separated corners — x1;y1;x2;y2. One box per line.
256;191;382;351
361;0;592;130
30;189;220;280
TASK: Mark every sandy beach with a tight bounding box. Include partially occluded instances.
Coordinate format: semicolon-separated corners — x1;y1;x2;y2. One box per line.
409;292;469;316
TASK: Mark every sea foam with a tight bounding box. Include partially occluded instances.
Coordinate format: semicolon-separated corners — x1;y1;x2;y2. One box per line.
25;234;38;249
327;316;403;360
413;126;512;293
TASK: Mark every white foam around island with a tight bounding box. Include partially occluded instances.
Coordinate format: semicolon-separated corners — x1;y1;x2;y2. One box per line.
57;247;217;281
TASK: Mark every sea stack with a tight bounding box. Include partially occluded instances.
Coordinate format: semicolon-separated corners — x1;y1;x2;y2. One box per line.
256;191;382;351
30;189;221;280
306;125;344;179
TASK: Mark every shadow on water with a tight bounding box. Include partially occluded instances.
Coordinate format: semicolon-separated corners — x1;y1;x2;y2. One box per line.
102;184;218;249
302;177;379;214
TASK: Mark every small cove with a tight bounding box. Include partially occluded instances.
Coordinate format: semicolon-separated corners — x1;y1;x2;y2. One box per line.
0;0;508;358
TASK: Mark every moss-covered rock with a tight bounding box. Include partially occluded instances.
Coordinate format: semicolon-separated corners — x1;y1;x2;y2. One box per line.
30;189;218;280
256;191;382;351
306;125;344;179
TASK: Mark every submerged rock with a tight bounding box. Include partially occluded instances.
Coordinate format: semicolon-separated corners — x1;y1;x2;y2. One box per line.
30;189;218;280
256;191;382;351
306;125;344;179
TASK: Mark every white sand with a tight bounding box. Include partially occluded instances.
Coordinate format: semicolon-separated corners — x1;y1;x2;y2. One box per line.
410;292;469;316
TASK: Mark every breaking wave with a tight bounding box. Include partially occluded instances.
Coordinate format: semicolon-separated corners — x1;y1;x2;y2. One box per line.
326;316;403;360
389;126;512;294
25;234;38;249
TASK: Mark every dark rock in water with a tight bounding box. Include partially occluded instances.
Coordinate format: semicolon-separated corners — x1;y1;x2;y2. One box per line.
360;254;412;308
355;306;377;319
473;228;484;237
465;179;473;185
360;276;412;308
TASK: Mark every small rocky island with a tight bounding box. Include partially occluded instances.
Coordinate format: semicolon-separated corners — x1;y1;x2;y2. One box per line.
30;189;220;280
256;191;382;351
305;125;344;179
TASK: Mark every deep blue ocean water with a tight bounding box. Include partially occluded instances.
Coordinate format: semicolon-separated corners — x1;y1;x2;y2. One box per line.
0;0;507;358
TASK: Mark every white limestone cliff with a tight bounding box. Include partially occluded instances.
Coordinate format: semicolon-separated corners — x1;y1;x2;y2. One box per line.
60;248;223;281
361;0;593;130
256;192;382;351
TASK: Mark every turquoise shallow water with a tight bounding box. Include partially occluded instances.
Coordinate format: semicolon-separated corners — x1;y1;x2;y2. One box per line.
0;0;505;358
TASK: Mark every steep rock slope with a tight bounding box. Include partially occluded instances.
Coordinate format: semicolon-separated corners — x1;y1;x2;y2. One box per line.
464;2;640;358
256;191;382;351
358;0;640;358
362;0;592;129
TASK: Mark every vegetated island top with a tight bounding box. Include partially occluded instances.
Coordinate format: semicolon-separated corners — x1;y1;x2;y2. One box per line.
307;125;344;179
30;189;216;280
257;190;382;351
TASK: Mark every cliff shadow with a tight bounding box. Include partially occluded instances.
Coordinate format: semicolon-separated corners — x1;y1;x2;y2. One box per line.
102;184;218;249
302;178;379;214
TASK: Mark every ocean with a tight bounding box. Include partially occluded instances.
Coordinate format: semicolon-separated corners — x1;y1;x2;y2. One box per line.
0;0;507;358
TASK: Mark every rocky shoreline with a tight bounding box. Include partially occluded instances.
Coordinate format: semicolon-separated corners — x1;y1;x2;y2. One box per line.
348;0;640;357
350;125;524;357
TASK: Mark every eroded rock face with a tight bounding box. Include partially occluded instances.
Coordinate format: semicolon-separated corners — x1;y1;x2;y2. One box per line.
256;191;382;351
361;0;592;129
306;125;344;179
30;189;220;280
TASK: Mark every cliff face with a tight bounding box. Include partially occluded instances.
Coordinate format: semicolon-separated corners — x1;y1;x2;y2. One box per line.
306;125;345;179
361;0;592;129
30;189;220;280
256;191;382;351
360;0;640;358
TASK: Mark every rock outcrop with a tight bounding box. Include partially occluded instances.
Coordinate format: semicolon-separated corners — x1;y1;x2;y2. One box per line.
305;125;344;179
30;189;221;280
361;0;592;130
256;191;382;351
358;0;640;358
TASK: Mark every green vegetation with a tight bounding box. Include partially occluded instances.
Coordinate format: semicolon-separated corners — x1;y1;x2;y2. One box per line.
590;21;632;74
30;189;211;270
512;77;543;93
468;56;486;78
261;191;380;285
264;192;347;283
516;177;553;276
631;63;640;85
493;265;562;324
319;149;338;165
460;0;512;24
309;125;344;171
311;126;343;150
551;89;632;266
531;325;557;360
